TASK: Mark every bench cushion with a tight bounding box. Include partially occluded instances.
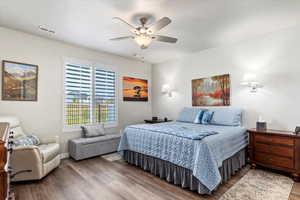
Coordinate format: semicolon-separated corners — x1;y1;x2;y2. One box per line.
71;134;121;145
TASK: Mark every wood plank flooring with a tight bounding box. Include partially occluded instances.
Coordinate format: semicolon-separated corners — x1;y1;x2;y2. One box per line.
12;156;300;200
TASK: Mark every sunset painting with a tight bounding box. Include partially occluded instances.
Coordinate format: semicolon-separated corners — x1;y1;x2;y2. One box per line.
2;61;38;101
123;77;148;101
192;74;230;106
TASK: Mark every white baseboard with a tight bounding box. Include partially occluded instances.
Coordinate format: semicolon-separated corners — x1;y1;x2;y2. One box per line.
60;153;69;160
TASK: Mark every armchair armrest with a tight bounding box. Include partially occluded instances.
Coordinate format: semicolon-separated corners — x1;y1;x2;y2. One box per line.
12;145;41;162
39;136;59;144
13;145;40;151
10;145;43;181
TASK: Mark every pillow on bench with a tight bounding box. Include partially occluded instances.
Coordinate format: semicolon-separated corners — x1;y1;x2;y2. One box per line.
81;124;105;138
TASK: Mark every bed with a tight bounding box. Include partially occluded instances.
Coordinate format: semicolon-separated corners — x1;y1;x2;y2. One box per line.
118;108;248;194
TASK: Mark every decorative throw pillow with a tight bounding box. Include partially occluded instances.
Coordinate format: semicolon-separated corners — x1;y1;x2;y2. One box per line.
201;110;214;124
81;124;105;138
14;135;40;147
193;110;207;124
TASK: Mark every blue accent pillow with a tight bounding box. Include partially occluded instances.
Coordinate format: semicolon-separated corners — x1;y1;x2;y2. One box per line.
13;135;40;147
210;108;242;126
201;110;214;124
193;111;202;123
177;107;205;123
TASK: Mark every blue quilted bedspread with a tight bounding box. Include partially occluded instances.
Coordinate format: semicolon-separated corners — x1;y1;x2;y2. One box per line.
125;123;218;140
118;121;248;191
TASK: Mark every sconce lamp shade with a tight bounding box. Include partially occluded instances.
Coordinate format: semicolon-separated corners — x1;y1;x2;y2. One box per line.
241;74;257;83
241;73;263;92
162;84;172;97
162;84;170;93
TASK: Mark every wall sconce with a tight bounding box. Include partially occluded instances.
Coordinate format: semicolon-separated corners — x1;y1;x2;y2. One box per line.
162;84;173;97
241;73;263;93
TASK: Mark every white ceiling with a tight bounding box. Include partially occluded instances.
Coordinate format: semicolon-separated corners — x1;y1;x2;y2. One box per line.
1;0;300;64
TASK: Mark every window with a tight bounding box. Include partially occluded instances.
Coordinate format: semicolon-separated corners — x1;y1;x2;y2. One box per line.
63;61;117;129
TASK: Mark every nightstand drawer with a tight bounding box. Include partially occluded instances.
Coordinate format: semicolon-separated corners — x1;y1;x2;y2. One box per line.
255;152;294;169
255;135;294;146
255;143;294;158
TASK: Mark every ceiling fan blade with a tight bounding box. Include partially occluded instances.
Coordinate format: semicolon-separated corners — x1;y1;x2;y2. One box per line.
110;36;133;41
147;17;171;34
153;35;178;43
113;17;138;34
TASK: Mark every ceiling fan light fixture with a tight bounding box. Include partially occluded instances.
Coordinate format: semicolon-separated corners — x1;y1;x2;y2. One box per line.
134;34;152;49
111;16;177;48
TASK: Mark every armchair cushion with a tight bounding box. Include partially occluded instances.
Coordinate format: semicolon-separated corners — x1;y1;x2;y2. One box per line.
0;116;26;138
39;143;60;163
39;136;59;144
11;126;27;139
0;116;20;128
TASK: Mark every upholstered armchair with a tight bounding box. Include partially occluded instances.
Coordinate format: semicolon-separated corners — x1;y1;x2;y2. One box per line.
0;116;61;182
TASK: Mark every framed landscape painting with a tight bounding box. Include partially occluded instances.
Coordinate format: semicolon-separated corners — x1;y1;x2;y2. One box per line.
123;77;148;101
2;60;38;101
192;74;230;106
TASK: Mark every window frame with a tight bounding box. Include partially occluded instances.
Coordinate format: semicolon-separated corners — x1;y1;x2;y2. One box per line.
62;58;118;132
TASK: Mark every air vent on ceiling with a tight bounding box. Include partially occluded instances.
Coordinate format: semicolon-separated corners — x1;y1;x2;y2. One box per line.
38;25;55;34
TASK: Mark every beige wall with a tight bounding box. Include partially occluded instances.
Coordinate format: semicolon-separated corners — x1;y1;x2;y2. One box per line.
0;27;152;153
152;25;300;131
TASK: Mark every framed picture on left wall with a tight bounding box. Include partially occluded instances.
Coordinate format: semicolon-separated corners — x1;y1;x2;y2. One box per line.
123;77;148;101
2;60;38;101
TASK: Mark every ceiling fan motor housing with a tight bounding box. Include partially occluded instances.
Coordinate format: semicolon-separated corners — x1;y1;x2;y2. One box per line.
139;17;149;26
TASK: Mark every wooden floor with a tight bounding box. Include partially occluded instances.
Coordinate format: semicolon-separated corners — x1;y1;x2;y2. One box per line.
12;156;300;200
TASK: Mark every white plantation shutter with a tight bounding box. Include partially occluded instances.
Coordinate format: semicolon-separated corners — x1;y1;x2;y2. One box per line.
64;64;92;126
94;68;117;123
64;62;117;128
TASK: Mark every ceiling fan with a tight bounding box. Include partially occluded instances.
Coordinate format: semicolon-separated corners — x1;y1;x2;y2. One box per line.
110;16;178;49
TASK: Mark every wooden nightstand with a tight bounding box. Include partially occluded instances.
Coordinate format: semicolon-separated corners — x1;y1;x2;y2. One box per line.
248;128;300;181
144;119;172;124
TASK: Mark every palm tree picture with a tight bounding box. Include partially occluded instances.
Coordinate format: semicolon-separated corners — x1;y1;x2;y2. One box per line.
123;77;148;101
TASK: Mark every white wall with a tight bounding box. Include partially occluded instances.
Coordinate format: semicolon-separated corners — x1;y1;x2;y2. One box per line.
0;27;152;152
152;25;300;131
